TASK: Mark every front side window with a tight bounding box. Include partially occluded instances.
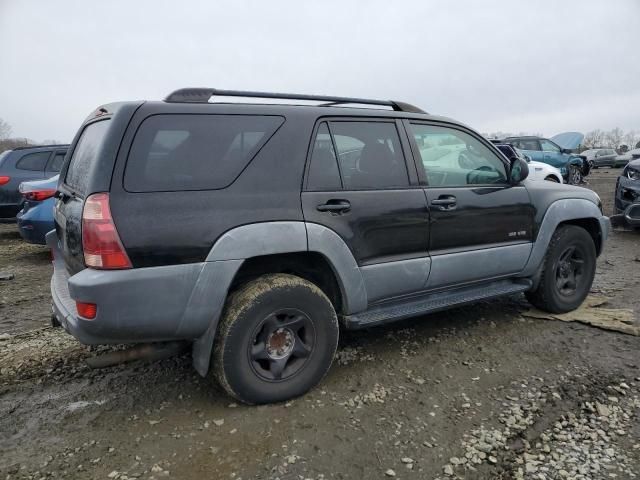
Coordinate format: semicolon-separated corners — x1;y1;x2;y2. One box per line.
16;151;50;171
125;114;284;192
512;139;541;151
409;124;507;186
307;123;341;191
540;140;560;153
329;121;409;190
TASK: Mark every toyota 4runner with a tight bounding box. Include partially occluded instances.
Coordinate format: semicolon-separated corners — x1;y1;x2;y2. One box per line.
50;88;610;404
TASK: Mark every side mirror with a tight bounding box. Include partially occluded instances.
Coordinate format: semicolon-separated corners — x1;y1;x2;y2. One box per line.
510;157;529;185
561;148;573;154
524;154;532;162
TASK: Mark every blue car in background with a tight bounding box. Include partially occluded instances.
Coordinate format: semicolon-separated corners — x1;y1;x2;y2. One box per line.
17;175;58;245
502;132;589;185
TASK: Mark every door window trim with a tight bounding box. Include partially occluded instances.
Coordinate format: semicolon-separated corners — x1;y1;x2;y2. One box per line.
403;119;511;188
303;116;420;192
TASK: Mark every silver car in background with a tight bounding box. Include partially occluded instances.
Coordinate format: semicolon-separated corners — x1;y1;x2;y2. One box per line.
581;148;617;168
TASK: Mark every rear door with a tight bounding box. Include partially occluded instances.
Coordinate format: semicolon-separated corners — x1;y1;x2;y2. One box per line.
301;119;431;304
406;122;534;289
55;120;111;273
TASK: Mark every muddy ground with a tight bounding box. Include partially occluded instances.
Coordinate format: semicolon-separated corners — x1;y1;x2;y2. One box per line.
1;169;639;480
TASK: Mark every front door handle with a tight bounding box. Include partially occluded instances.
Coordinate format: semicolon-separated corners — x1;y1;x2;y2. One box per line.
317;200;351;213
431;195;457;210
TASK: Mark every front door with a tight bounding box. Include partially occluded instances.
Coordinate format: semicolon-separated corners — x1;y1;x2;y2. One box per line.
406;121;535;289
301;119;431;304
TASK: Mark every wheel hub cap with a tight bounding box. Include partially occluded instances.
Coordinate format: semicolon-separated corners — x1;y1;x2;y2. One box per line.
266;328;295;359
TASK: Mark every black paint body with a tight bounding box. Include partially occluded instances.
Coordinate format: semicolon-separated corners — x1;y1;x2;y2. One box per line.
55;100;586;275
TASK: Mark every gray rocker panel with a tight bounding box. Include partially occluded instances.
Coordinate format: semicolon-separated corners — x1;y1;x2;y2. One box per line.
426;243;532;289
519;199;608;277
360;257;431;304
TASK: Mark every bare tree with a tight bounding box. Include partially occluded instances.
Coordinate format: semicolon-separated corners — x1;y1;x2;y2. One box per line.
582;129;604;149
622;130;640;151
0;118;11;140
604;127;624;149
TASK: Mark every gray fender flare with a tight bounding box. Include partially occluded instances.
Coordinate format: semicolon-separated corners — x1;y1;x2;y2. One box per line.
192;221;366;376
519;199;607;278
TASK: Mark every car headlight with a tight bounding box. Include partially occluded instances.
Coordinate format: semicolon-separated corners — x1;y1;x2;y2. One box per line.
627;168;640;180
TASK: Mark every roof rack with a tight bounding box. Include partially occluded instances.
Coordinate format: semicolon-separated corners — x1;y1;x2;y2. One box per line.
164;88;427;114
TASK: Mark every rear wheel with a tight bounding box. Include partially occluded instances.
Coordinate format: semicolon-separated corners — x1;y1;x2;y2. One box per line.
545;175;560;183
526;225;596;313
213;274;339;404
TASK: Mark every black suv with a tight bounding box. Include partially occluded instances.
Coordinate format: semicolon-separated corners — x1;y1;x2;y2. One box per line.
50;88;609;404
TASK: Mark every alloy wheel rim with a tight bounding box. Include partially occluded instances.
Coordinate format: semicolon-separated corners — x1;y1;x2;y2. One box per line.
554;246;585;296
248;308;315;381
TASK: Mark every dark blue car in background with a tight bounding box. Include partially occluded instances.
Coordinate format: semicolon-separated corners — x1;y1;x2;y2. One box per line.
17;175;58;244
0;144;68;220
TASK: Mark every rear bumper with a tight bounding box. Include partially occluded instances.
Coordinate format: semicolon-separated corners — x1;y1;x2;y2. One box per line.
17;211;53;245
47;231;241;345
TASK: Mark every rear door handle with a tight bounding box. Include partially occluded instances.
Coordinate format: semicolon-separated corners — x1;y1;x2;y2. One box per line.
317;200;351;213
431;196;457;210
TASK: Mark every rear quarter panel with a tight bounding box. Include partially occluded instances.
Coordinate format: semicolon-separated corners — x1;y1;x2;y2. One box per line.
108;103;313;267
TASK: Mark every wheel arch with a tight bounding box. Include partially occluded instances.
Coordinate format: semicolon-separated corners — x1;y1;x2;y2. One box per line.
192;221;366;376
520;199;607;278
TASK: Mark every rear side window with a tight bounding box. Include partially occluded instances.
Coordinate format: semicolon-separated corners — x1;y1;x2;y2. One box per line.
125;114;284;192
16;151;50;171
65;120;110;195
329;121;409;190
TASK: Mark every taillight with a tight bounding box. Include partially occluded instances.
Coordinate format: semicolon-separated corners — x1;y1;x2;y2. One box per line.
82;193;132;269
76;301;97;319
0;176;10;186
19;187;56;202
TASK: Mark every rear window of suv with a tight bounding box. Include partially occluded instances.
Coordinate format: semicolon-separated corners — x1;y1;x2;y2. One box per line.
65;120;110;195
124;114;284;192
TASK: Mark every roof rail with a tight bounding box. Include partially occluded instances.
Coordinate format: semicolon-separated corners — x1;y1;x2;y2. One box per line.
13;144;69;151
164;88;426;114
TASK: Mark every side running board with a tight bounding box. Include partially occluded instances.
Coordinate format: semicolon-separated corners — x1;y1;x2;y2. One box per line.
342;279;532;329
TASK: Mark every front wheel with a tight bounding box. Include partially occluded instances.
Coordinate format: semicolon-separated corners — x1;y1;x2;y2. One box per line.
213;274;339;404
568;165;583;185
526;225;596;313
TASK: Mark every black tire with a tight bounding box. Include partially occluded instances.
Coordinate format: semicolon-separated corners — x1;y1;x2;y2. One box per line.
525;225;596;313
545;175;560;183
213;274;339;404
568;165;583;185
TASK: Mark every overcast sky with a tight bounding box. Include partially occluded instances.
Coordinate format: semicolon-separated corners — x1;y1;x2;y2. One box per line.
0;0;638;142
